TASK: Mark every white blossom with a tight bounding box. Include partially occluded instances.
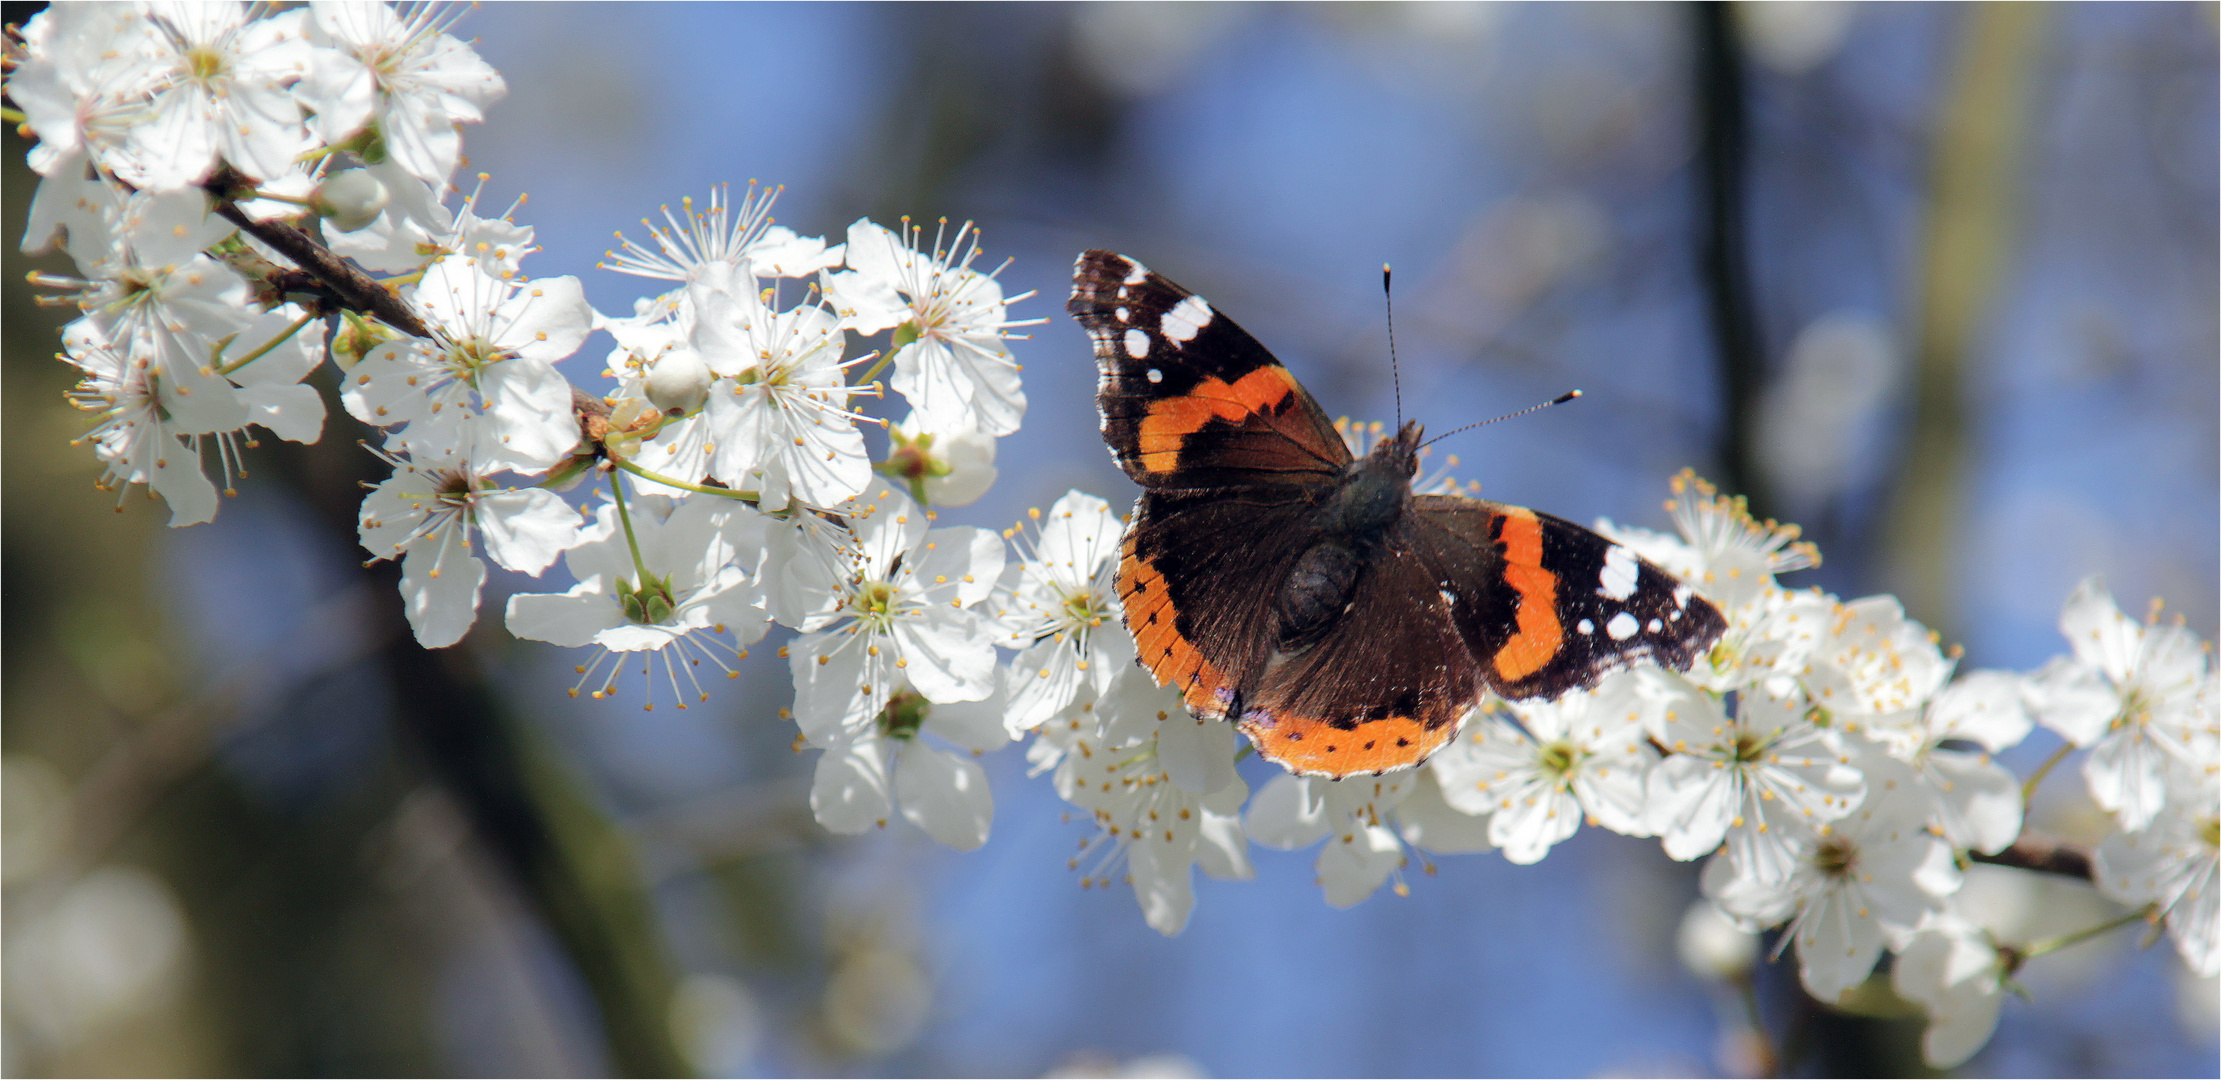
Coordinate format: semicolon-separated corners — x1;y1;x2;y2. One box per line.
1884;670;2035;855
689;281;874;511
823;218;1035;436
61;318;219;526
1428;675;1654;863
601;183;843;315
1893;913;2008;1069
125;3;315;190
1245;772;1418;908
2094;763;2220;976
2030;576;2215;831
1056;666;1250;935
359;438;582;648
881;411;998;508
341;255;591;472
506;492;771;707
1704;751;1960;1003
991;490;1130;737
5;3;163;180
809;689;1008;851
785;484;1005;741
299;0;506;186
1643;675;1865;885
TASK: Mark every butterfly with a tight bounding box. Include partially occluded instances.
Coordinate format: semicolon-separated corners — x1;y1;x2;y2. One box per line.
1068;250;1727;778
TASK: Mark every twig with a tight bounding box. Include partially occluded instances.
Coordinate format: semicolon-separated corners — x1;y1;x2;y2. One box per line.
1970;832;2094;881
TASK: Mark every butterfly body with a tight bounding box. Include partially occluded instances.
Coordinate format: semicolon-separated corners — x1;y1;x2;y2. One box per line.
1070;251;1725;778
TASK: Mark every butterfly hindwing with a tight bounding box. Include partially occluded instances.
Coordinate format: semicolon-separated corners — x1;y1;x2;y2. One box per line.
1070;251;1348;489
1237;532;1479;777
1408;496;1727;700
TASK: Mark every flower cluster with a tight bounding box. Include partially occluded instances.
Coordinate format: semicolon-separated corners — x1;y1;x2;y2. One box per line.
12;5;2216;1072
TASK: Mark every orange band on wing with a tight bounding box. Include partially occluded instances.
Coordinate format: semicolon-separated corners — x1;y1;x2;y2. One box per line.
1118;538;1235;716
1238;711;1460;778
1491;507;1563;682
1134;366;1300;474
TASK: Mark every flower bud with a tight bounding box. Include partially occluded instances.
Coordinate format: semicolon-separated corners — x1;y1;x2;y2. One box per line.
645;349;713;416
1677;898;1759;982
311;169;391;232
879;413;997;507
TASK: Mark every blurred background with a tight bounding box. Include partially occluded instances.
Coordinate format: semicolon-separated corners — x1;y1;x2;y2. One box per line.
4;2;2216;1075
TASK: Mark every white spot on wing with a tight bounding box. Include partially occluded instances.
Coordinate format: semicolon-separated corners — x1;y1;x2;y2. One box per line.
1123;328;1150;359
1605;612;1640;640
1146;368;1163;383
1115;306;1130;323
1598;545;1639;600
1161;295;1214;343
1647;618;1663;632
1438;589;1456;606
1576;618;1594;635
1123;261;1149;285
1672;584;1692;609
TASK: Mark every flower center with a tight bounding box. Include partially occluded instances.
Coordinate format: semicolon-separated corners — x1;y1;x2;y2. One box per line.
185;45;227;83
1731;729;1773;763
877;689;928;741
446;337;506;383
852;580;899;627
2200;814;2219;852
1537;738;1583;778
1813;835;1858;878
1061;588;1106;629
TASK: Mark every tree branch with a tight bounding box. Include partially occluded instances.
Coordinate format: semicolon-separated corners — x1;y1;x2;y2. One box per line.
1971;832;2094;881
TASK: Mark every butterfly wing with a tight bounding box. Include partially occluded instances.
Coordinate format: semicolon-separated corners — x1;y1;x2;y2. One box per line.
1236;534;1481;777
1409;495;1728;700
1119;487;1322;722
1070;250;1351;490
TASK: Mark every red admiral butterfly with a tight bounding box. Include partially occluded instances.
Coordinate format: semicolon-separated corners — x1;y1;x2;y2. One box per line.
1069;251;1727;779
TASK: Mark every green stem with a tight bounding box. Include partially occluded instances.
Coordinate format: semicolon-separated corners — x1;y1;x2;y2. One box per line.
249;189;314;208
854;348;894;389
2021;741;2075;804
607;469;656;588
2021;902;2159;962
216;309;317;375
1;106;26;125
611;457;759;502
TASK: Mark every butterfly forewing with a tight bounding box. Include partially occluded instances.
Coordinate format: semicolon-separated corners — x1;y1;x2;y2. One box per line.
1071;250;1349;490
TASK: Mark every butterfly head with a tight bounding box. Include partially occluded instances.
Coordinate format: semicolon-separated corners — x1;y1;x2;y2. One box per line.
1373;419;1424;478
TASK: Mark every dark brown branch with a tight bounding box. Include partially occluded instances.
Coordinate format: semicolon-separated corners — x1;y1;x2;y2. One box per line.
205;170;432;339
1971;832;2095;881
1691;1;1774;520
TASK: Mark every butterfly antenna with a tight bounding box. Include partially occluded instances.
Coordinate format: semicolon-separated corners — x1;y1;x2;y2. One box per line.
1383;263;1402;429
1419;390;1584;449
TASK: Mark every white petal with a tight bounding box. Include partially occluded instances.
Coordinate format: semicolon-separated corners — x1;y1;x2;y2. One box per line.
1929;670;2034;751
1926;749;2024;855
1315;824;1404;908
1194;805;1255;882
504;584;625;648
2084;729;2171;831
400;526;486;648
1394;771;1495;855
475;488;583;575
1155;713;1237;797
1126;834;1196;936
1244;775;1331;850
810;738;893;835
890;608;998;705
893;742;993;851
921;693;1012;754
